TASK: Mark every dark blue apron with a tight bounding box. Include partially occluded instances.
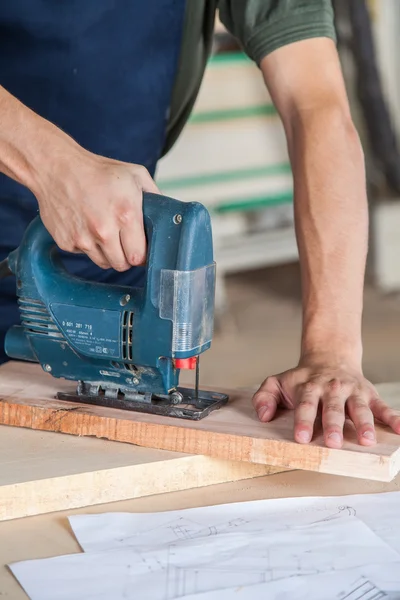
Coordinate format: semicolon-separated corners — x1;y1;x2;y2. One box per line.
0;0;186;362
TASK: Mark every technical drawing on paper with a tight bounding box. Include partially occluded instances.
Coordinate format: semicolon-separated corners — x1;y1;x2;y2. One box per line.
114;516;252;549
310;505;357;524
110;501;363;551
165;538;330;599
159;518;391;599
11;493;400;600
337;576;388;600
95;512;400;600
65;495;400;600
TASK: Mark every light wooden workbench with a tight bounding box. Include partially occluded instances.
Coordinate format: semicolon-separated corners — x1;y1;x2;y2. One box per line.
2;468;400;599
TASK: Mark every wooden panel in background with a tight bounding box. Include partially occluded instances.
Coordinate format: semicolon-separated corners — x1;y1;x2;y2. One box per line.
1;362;400;482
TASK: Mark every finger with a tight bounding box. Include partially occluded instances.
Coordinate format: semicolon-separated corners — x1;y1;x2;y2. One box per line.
66;233;112;270
252;377;280;422
87;215;131;271
101;241;131;271
85;245;112;270
370;396;400;435
321;380;348;449
120;220;147;266
95;228;131;272
113;192;146;266
346;394;376;445
64;246;111;269
294;381;321;444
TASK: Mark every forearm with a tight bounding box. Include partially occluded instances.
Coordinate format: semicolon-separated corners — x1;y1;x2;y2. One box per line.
287;107;367;367
260;39;368;369
0;85;81;195
0;85;156;271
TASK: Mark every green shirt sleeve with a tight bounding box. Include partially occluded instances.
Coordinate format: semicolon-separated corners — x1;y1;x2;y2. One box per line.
218;0;337;65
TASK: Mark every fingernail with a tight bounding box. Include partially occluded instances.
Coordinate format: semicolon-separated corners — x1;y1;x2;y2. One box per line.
297;430;311;443
362;430;375;441
257;406;268;421
327;432;341;445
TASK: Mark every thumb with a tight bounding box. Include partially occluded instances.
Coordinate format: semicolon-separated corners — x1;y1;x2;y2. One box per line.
252;376;281;422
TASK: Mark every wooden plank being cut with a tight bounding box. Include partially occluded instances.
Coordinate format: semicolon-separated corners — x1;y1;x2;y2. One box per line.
0;421;280;522
1;361;400;482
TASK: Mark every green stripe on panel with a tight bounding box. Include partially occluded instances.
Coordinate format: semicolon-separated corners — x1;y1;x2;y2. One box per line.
189;104;276;124
213;191;293;214
209;52;250;66
157;163;292;190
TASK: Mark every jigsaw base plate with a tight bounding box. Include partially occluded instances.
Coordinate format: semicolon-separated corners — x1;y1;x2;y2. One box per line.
55;387;229;420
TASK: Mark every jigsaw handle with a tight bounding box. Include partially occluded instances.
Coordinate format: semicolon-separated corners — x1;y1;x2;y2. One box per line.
8;192;214;297
8;192;213;271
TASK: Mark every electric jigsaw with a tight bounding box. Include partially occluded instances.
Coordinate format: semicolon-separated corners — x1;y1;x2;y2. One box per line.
1;192;228;420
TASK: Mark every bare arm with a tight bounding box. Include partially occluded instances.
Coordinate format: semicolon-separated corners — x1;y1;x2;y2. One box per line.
253;38;400;447
0;85;158;269
261;38;366;368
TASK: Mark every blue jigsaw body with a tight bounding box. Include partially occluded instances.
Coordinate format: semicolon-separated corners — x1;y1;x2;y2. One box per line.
3;193;227;419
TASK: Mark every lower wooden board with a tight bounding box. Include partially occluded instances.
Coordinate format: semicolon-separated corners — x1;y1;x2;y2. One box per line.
1;361;400;482
0;420;281;522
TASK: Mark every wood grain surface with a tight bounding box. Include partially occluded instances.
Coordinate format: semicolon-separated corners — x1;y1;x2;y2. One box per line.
1;361;400;482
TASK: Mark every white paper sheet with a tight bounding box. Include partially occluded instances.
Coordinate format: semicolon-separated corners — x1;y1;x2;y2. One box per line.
179;567;400;600
10;517;400;600
69;490;400;555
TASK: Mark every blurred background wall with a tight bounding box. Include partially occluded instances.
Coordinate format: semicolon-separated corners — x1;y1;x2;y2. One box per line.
159;1;400;389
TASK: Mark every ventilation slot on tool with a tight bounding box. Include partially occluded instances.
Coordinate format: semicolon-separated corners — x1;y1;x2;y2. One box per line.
18;298;63;339
122;311;134;360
